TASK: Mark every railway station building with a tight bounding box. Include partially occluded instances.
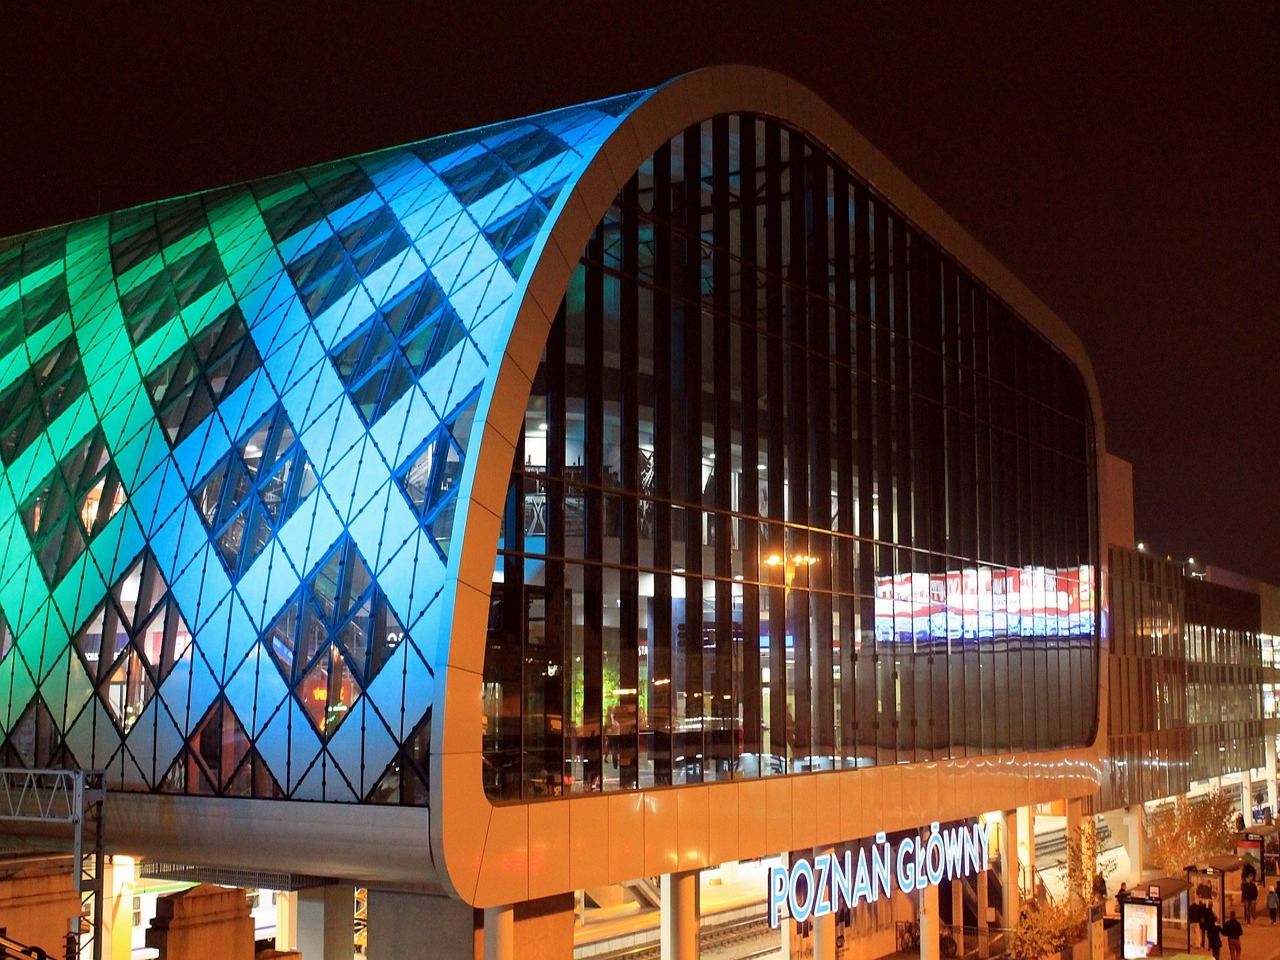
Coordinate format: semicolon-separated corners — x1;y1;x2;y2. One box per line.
0;65;1159;959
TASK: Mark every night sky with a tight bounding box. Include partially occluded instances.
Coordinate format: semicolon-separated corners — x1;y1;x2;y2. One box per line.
3;4;1277;581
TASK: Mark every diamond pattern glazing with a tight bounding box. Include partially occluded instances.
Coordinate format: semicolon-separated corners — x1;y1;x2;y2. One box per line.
0;89;646;803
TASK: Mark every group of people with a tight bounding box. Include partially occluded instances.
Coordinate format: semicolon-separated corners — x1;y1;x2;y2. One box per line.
1185;879;1280;960
1191;904;1244;960
1238;875;1280;925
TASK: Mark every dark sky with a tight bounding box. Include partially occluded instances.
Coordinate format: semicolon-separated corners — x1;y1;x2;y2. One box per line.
3;4;1278;581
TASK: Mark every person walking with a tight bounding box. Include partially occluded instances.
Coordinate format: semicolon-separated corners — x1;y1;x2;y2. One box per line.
1202;904;1218;949
1223;910;1243;960
1266;884;1278;924
1243;876;1259;924
1207;916;1224;960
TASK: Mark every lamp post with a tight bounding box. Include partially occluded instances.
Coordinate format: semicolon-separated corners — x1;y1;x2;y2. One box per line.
764;552;817;772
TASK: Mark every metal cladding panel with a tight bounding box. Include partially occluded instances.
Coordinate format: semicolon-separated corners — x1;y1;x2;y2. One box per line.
0;89;649;827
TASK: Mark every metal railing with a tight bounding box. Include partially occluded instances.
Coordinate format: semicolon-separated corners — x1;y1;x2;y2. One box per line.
941;922;1012;959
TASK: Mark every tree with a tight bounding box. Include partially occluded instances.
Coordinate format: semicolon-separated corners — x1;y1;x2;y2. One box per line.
1009;820;1111;960
1145;790;1236;875
1059;821;1119;905
1006;897;1088;960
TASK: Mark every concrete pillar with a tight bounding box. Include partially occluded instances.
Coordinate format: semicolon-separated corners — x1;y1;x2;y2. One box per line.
1244;768;1255;823
296;886;350;960
366;890;480;960
1016;806;1036;900
274;892;297;952
101;856;136;960
483;905;512;960
814;847;837;960
145;885;254;960
1126;805;1146;886
976;869;990;958
951;876;965;956
1002;809;1020;923
660;870;700;960
919;879;940;960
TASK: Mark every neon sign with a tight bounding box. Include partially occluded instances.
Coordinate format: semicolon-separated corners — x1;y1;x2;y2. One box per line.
768;821;992;928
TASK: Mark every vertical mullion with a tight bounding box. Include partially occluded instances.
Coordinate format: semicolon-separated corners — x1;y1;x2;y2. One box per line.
546;302;569;786
853;181;878;765
808;155;835;767
787;130;812;767
764;119;789;769
711;115;735;780
584;235;605;789
651;142;674;785
833;168;856;766
738;117;763;766
619;180;641;789
507;432;528;800
681;124;705;783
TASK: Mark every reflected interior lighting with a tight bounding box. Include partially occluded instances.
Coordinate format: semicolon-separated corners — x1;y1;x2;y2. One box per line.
765;554;783;567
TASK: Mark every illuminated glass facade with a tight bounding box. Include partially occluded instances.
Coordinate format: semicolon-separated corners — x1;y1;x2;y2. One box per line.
483;114;1099;801
1101;546;1263;810
0;92;643;803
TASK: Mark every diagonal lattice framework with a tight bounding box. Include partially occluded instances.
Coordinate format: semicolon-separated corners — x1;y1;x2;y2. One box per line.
0;90;646;807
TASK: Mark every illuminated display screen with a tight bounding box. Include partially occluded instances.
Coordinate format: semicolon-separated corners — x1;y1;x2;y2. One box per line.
1123;902;1160;959
873;564;1096;644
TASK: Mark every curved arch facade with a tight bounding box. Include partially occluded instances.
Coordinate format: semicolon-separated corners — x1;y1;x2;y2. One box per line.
0;66;1106;901
433;66;1107;907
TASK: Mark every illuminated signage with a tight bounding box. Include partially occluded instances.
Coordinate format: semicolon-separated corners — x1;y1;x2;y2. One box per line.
873;564;1096;644
768;821;992;928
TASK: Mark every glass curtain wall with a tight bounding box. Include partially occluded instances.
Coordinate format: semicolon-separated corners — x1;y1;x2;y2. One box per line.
482;114;1098;801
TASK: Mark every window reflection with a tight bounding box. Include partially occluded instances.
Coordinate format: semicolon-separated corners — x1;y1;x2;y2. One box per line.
483;113;1099;800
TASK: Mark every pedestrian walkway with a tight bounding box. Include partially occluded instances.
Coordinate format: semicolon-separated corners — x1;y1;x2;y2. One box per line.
1171;910;1280;960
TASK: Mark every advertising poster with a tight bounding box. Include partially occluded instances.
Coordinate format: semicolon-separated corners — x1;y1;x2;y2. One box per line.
1122;901;1160;959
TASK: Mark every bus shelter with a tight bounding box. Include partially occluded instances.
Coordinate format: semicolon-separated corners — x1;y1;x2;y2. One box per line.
1188;856;1245;924
1236;825;1280;883
1122;878;1191;959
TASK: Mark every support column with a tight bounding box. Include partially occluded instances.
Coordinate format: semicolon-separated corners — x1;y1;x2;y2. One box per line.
144;886;254;960
919;879;940;960
1002;810;1020;924
814;847;837;960
274;892;297;952
1016;806;1036;901
483;905;513;960
366;890;480;960
1125;805;1145;886
101;856;136;960
296;885;351;960
976;869;990;959
660;870;700;960
951;876;965;958
1244;768;1255;823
